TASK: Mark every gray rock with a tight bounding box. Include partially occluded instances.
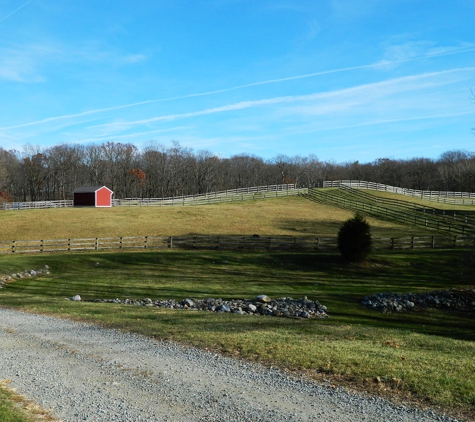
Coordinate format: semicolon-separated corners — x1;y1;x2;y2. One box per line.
362;289;475;313
71;295;82;301
216;304;231;313
255;295;271;303
87;295;330;319
182;298;195;308
246;304;257;312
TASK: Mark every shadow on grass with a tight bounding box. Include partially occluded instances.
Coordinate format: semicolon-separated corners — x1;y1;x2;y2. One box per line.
1;249;474;342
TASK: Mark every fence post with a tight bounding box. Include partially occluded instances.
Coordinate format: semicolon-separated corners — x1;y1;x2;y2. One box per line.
95;238;99;251
12;240;15;253
411;237;414;250
432;236;435;248
145;236;148;250
169;237;173;249
453;236;457;248
68;238;71;252
40;239;44;253
316;237;320;251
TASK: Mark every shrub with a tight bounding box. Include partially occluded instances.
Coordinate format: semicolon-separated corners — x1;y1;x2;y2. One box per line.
337;212;372;262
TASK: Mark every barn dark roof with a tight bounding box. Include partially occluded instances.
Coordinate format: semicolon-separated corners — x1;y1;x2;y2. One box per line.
73;186;107;193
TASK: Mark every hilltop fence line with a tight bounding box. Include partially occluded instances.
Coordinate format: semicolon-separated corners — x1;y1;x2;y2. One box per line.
0;234;472;255
116;184;303;207
305;186;475;237
323;180;475;205
3;181;475;210
0;184;301;211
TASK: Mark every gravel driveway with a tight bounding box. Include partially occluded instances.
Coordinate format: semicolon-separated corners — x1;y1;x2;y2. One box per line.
0;308;458;422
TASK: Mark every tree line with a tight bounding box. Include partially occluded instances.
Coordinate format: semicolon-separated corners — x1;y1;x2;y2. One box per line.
0;141;474;202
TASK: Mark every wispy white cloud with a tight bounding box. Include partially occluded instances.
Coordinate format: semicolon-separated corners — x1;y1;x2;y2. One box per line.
290;111;474;135
330;0;382;20
0;37;147;83
69;41;148;66
0;42;61;82
375;41;475;67
75;126;189;144
0;99;160;130
122;54;147;64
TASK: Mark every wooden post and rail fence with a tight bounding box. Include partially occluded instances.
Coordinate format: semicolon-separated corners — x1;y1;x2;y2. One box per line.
0;184;302;211
322;180;475;205
0;234;473;255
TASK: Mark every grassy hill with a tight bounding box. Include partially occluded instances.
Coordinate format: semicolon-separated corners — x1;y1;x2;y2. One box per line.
0;196;428;241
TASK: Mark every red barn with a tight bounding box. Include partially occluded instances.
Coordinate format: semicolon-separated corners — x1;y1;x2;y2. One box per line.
73;186;113;207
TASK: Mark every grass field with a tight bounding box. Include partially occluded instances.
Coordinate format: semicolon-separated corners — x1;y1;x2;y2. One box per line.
1;249;474;420
0;196;474;420
0;196;430;241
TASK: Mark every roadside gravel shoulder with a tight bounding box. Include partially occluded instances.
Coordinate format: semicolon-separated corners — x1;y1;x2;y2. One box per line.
0;308;461;422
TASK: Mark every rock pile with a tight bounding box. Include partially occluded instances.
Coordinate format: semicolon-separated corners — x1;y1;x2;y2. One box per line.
88;295;329;319
362;288;475;313
0;265;51;289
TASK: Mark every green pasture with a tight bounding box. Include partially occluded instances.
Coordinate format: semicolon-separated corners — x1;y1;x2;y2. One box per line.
0;248;474;420
0;196;428;241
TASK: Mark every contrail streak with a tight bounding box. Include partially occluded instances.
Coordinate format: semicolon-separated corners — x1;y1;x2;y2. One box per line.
2;46;474;131
0;1;30;23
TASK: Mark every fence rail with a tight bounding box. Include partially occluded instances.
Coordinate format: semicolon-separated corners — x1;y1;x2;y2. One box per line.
0;184;301;211
305;188;475;236
1;200;73;210
323;180;475;205
0;234;472;255
114;185;304;207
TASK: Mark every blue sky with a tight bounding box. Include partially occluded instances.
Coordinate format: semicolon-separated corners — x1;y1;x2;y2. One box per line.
0;0;474;163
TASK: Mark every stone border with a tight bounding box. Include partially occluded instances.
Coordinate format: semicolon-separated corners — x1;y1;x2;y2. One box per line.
74;295;329;319
0;265;51;289
362;288;475;313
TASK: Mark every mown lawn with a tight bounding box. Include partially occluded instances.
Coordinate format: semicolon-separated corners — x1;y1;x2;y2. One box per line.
0;248;474;420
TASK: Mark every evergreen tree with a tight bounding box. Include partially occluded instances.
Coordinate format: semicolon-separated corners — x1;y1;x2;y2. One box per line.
337;212;372;262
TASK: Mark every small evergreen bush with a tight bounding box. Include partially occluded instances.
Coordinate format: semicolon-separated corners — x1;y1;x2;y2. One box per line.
337;212;372;262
